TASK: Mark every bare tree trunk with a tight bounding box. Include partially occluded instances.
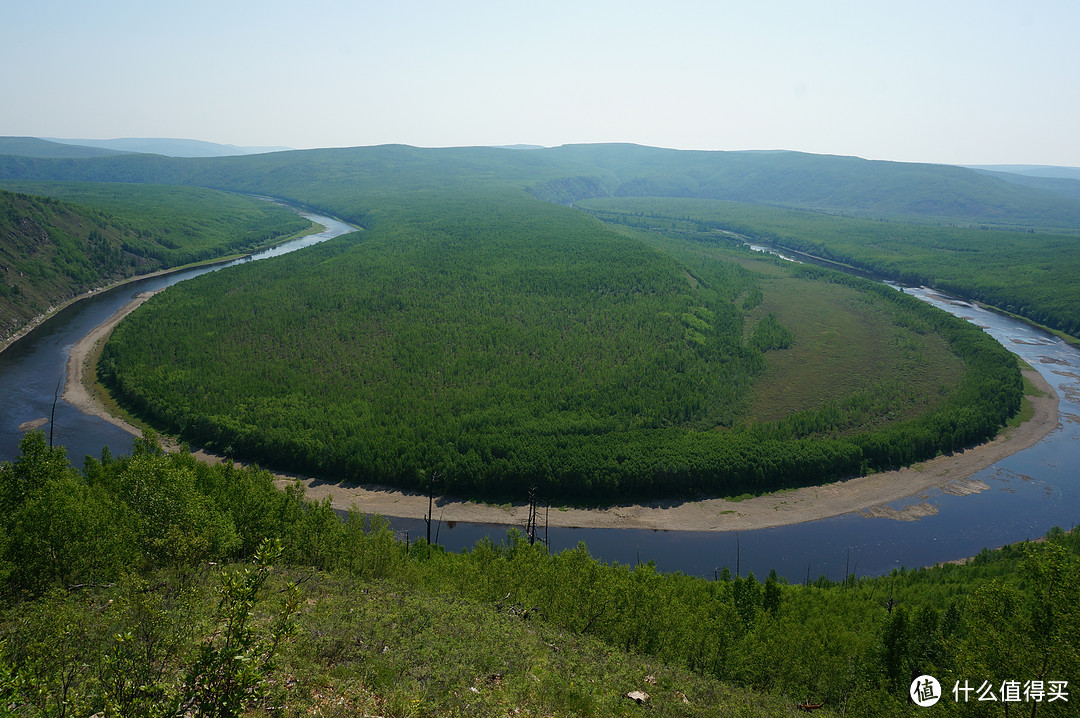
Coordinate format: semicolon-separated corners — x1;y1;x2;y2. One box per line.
49;377;61;448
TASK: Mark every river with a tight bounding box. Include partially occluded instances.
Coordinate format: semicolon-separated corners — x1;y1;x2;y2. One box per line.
1;219;1078;583
0;211;355;464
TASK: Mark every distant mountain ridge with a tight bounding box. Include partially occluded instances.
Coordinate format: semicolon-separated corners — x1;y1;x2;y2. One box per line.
531;143;1080;228
0;136;290;159
966;164;1080;180
2;140;1080;228
967;165;1080;202
43;137;291;157
0;137;129;158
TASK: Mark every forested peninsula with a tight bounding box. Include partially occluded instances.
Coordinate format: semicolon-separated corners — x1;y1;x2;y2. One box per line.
96;194;1021;500
4;142;1077;500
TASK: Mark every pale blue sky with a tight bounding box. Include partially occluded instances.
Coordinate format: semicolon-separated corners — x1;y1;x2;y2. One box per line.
2;0;1078;165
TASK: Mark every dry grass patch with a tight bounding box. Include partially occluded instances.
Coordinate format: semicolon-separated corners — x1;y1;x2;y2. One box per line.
746;275;964;427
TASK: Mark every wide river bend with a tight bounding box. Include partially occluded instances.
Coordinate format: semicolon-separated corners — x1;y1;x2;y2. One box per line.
1;218;1077;582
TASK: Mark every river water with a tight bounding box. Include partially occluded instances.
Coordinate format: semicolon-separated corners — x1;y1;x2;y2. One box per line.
0;212;355;464
2;221;1077;582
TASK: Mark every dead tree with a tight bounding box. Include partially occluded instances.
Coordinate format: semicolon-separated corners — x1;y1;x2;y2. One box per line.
425;471;440;551
49;377;61;448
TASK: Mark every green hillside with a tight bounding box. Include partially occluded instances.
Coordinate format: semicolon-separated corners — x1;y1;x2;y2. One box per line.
5;142;1080;228
0;184;310;346
0;145;588;227
1;434;1076;716
976;168;1080;201
534;144;1080;228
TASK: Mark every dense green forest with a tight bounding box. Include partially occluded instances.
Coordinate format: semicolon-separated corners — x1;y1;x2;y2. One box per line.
0;183;310;346
0;143;1056;497
577;197;1080;338
96;188;1022;499
0;433;1076;716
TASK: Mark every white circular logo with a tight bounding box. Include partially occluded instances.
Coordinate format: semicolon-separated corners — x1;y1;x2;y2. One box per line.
910;675;942;707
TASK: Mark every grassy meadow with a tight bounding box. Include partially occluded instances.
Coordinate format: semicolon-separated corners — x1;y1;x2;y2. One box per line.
620;227;966;428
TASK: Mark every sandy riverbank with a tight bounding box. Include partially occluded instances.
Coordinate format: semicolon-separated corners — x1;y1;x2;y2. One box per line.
62;290;165;436
61;286;1060;532
289;367;1058;531
1;256;256;356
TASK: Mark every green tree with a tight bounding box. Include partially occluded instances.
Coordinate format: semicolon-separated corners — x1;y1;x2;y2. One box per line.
953;542;1080;716
762;570;782;617
178;539;300;717
1;433;138;595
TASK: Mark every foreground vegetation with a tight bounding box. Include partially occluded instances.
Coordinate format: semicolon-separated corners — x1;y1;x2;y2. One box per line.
1;433;1076;716
0;183;310;346
97;191;1021;500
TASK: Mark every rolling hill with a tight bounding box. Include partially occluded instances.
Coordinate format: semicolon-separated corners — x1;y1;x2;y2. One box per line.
3;142;1080;227
44;137;292;157
0;136;129;158
0;184;310;347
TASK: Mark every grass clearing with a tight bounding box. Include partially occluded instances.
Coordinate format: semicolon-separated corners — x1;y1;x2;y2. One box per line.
280;572;804;717
632;226;967;432
745;273;964;426
1006;373;1043;429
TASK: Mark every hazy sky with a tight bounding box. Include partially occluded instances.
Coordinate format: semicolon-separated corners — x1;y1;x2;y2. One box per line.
3;0;1078;165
